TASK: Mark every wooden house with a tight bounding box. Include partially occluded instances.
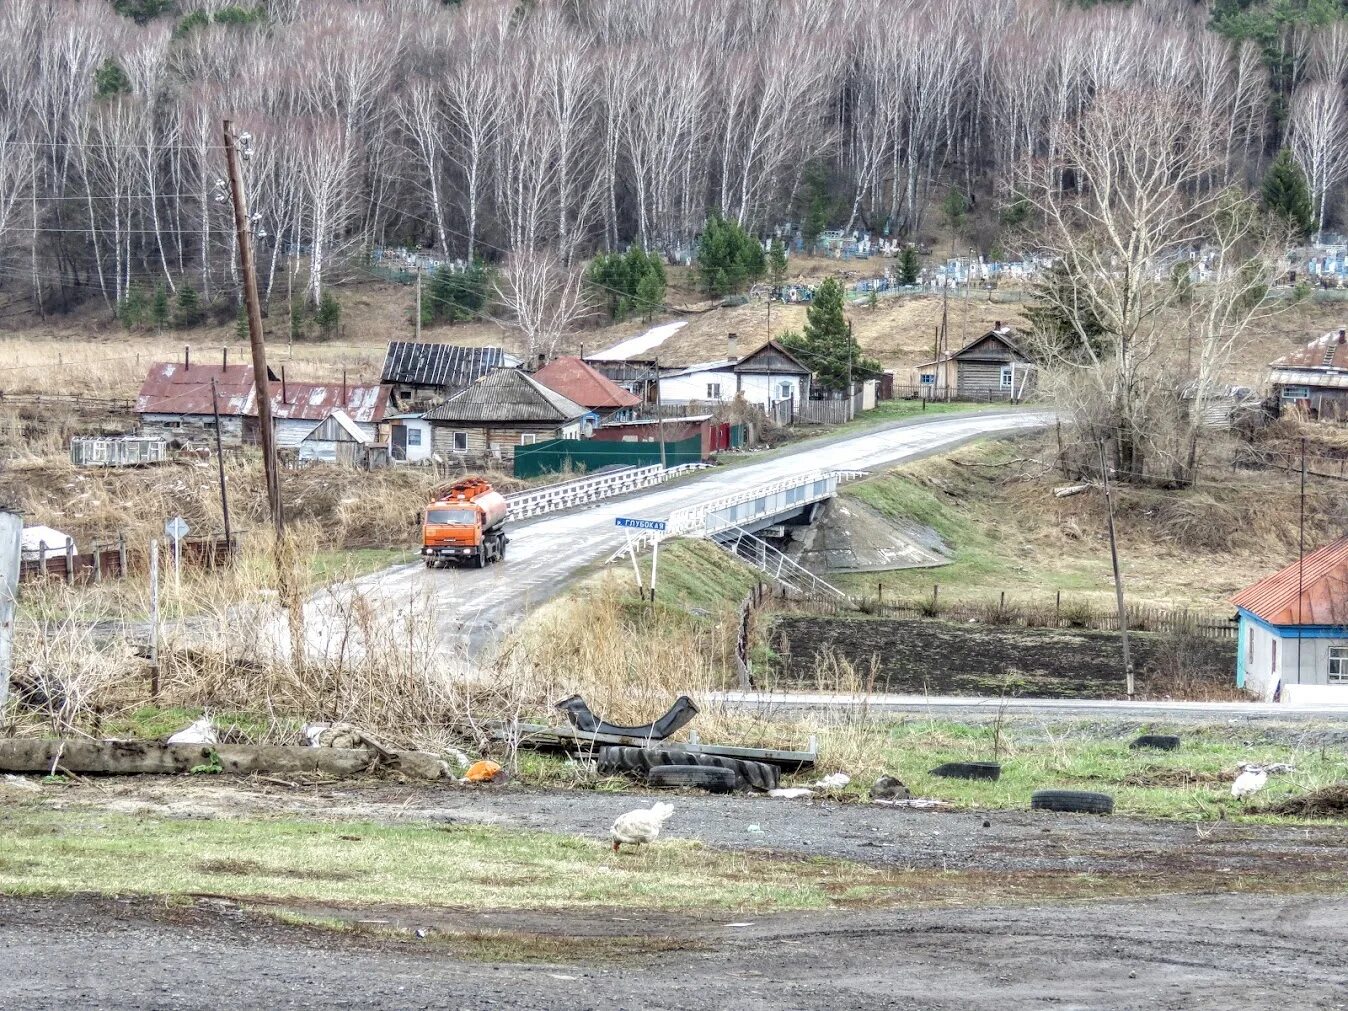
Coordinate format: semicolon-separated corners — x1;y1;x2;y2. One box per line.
533;356;641;423
421;367;588;462
910;324;1034;399
380;342;522;411
1270;329;1348;419
299;409;377;467
656;339;814;411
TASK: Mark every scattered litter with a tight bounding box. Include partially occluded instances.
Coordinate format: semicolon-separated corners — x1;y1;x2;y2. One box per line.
415;928;428;938
445;748;472;770
167;717;217;746
872;798;951;809
1264;763;1297;775
813;772;851;790
464;759;505;784
746;824;764;834
302;724;328;747
548;974;578;981
725;922;754;929
870;775;910;801
767;787;815;799
611;801;674;852
3;774;40;792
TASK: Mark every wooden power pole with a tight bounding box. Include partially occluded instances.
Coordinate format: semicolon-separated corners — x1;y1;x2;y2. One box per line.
1098;440;1134;698
210;377;233;556
223;119;282;540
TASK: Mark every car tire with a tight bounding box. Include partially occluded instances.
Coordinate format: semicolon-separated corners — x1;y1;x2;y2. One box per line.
646;764;736;793
1130;734;1181;751
1031;790;1114;815
598;747;779;791
929;761;1002;782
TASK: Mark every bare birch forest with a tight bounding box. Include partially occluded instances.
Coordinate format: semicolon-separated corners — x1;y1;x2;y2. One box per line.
0;0;1339;316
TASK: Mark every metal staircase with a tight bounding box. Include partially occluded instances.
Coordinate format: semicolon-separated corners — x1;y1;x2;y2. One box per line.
711;525;848;600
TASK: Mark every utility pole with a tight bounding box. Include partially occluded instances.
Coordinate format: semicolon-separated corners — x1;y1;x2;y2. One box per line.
210;377;233;557
0;509;21;720
847;318;855;419
1098;440;1133;698
653;357;667;468
224;119;282;541
1297;437;1306;684
415;267;423;340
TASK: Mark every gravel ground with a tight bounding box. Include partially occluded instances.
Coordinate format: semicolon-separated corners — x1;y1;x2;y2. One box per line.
5;892;1348;1010
35;777;1348;877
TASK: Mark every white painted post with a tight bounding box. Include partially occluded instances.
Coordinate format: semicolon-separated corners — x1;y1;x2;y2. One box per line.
173;532;182;591
649;538;661;603
625;532;645;596
0;510;21;719
149;538;160;675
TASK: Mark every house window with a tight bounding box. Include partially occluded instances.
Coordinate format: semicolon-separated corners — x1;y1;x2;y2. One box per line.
777;381;793;400
452;431;468;454
1329;646;1348;683
1281;385;1310;400
520;433;538;446
1000;365;1014;389
406;428;422;447
920;373;935;385
707;383;722;399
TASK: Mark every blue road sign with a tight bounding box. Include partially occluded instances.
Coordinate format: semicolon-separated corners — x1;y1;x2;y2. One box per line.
615;517;667;531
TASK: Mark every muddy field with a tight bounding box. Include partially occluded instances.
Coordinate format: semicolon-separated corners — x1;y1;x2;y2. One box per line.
770;616;1236;698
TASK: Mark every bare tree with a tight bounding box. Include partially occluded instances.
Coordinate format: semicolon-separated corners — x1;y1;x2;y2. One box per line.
1290;79;1348;238
493;248;591;360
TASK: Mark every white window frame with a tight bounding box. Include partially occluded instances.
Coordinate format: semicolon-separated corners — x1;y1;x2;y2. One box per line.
777;381;793;400
920;373;935;385
706;382;722;399
406;427;422;447
1329;646;1348;683
452;431;468;454
520;433;538;446
1000;365;1014;389
1281;385;1311;400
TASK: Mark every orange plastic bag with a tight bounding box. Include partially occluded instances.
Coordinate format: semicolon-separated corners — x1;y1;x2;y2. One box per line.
465;759;503;783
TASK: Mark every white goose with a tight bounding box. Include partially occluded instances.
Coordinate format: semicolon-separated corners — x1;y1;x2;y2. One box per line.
610;802;675;853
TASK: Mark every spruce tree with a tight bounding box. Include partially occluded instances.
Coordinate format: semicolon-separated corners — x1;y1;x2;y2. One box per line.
235;305;249;342
174;284;203;328
1262;148;1315;240
899;246;920;285
634;255;665;319
768;238;788;287
315;292;341;335
151;285;170;330
779;277;879;391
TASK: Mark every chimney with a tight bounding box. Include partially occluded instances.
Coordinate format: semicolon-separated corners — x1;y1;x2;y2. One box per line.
995;320;1002;330
281;365;288;404
183;345;190;371
536;352;546;371
1339;329;1345;345
222;346;228;370
727;332;738;362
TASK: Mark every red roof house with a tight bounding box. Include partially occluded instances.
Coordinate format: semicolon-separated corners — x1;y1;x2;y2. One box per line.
533;356;640;417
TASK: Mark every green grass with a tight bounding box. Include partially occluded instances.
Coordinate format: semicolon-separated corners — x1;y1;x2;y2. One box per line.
96;704;280;742
794;720;1348;822
648;538;760;613
0;808;897;913
309;547;414;580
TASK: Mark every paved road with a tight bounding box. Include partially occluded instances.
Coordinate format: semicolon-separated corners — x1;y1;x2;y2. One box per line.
712;690;1348;724
291;410;1049;659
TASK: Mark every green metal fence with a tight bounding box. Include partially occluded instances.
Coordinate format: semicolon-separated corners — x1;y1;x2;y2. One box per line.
513;435;703;478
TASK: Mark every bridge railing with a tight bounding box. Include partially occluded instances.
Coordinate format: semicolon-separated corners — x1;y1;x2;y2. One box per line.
507;462;710;521
666;469;839;537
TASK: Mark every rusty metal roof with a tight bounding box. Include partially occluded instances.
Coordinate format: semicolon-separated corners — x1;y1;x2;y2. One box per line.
136;362;388;424
1272;329;1348;370
422;367;587;424
533;356;641;410
1231;535;1348;626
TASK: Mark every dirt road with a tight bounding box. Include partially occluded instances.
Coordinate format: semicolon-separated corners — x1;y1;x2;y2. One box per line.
9;780;1348;1008
6;891;1347;1010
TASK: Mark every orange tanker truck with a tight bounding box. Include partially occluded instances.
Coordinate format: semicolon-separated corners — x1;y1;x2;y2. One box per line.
421;477;509;568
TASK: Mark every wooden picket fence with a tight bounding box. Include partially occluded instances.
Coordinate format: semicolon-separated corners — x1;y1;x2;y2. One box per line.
20;533;238;585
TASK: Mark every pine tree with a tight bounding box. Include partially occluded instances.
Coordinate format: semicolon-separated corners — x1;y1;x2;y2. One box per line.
899;246;920;285
694;214;766;298
779;277;879;391
634;255;665;320
315;292;341;335
151;285;170;330
235;305;249;342
1262;148;1315;240
118;283;147;328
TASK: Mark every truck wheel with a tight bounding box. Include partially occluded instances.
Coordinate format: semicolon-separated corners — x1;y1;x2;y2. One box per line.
476;547;487;569
1031;790;1114;815
496;535;507;561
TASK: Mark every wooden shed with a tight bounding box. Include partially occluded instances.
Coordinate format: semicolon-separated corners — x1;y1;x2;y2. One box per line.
298;409;374;467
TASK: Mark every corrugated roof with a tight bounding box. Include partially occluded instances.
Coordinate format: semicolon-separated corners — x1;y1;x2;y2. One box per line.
533;356;641;410
136;362;387;423
1272;329;1348;371
1271;368;1348;389
662;359;737;379
136;362;269;416
422;368;587;424
732;339;812;376
952;326;1026;361
1231;535;1348;626
380;342;519;390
